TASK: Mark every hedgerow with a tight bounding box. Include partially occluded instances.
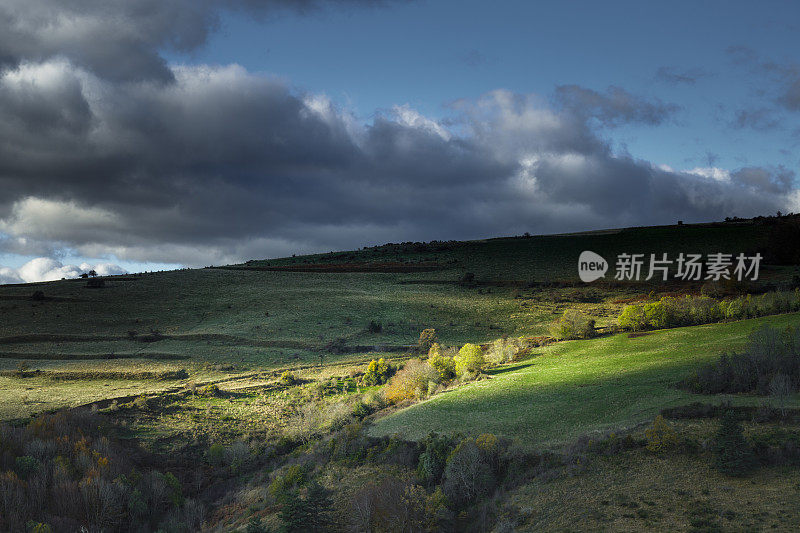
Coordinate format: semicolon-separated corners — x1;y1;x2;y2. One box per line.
618;290;800;331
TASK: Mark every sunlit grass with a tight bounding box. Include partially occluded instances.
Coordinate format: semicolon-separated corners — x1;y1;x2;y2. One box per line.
370;313;800;448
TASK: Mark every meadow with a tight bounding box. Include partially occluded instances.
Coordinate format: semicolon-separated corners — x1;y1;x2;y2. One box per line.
371;313;800;448
2;217;800;531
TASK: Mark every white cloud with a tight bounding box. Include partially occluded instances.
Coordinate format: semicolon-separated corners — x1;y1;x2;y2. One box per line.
684;167;732;182
0;257;126;284
0;267;23;285
392;104;451;140
0;197;123;242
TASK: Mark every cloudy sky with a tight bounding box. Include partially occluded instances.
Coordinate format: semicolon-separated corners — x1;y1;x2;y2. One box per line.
1;0;799;283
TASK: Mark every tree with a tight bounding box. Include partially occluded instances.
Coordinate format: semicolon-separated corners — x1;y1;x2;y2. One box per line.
441;439;494;509
305;481;333;530
88;269;98;277
279;491;309;532
454;343;484;376
428;343;456;382
417;328;438;354
712;411;755;476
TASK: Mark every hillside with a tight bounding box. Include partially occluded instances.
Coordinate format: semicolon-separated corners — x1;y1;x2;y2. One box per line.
371;312;800;448
0;218;797;420
2;217;800;531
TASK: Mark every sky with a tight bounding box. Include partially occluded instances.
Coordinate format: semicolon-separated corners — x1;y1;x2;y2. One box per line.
1;0;799;283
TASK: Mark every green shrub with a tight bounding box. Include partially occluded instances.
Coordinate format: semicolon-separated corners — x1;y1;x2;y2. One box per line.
352;401;372;420
417;433;456;486
279;371;299;386
269;464;307;501
14;455;41;479
618;304;647;331
550;309;596;339
206;443;225;465
454;343;485;376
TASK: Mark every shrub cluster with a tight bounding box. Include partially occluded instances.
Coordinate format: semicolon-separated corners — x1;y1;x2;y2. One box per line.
483;336;538;364
382;343;490;405
618;290;800;332
382;359;438;405
683;325;800;395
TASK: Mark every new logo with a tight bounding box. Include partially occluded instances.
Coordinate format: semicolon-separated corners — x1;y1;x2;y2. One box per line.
578;251;608;283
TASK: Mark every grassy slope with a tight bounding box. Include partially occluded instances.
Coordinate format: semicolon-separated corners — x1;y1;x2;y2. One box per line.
0;220;787;420
510;419;800;531
370;313;800;449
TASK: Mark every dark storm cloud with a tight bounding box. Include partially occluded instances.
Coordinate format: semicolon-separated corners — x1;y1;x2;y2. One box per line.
0;0;392;82
0;6;796;267
0;62;795;265
554;85;680;127
731;167;795;195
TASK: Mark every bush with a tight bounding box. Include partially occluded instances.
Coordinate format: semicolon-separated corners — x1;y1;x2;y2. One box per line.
484;337;530;364
712;411;756;476
199;384;220;397
206;444;225;466
14;456;41;480
550;309;596;340
279;371;300;386
428;344;456;382
454;344;485;377
367;320;383;334
362;358;391;386
645;415;679;453
383;359;438;404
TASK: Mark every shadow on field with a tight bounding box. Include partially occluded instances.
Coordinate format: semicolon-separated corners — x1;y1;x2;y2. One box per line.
487;362;536;375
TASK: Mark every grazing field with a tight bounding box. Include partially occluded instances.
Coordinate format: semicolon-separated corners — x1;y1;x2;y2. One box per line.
371;313;800;448
2;218;800;531
2;220;780;419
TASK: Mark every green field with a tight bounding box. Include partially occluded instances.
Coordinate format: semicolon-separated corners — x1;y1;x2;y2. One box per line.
371;313;800;448
0;219;793;420
2;219;800;531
